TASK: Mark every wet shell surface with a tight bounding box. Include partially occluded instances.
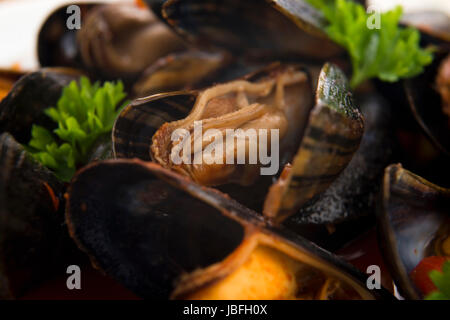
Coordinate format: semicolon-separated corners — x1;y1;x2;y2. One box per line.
378;164;450;300
0;133;66;299
66;159;393;300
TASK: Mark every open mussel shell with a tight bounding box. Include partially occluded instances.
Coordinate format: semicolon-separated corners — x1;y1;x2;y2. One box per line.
113;91;197;160
38;2;186;82
113;62;311;164
66;159;393;299
263;63;364;222
151;63;314;187
0;133;66;299
377;164;450;300
0;68;81;143
37;2;95;70
113;63;363;219
162;0;342;61
404;52;450;157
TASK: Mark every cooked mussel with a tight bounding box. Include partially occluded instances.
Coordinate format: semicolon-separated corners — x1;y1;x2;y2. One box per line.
37;2;94;70
377;164;450;299
0;68;81;143
78;2;185;80
151;63;313;187
0;133;66;299
66;159;393;300
161;0;342;61
0;68;120;298
113;63;363;222
38;2;186;82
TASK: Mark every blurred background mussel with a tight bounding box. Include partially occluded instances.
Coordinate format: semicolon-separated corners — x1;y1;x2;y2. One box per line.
38;1;186;85
159;0;343;61
377;164;450;299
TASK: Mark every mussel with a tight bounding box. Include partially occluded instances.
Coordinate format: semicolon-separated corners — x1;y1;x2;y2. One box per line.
113;63;364;222
262;63;364;222
66;159;393;300
0;68;81;143
377;164;450;300
160;0;342;61
38;2;186;82
0;69;80;298
37;2;94;71
150;63;312;187
0;133;66;299
0;68;118;298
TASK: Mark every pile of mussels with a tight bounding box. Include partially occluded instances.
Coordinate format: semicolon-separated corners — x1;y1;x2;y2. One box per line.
0;0;449;300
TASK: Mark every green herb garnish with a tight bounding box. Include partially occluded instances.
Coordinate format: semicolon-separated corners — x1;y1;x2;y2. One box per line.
306;0;434;88
426;260;450;300
27;76;127;182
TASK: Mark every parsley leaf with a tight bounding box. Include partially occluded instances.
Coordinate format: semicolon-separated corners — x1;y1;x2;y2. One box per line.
426;260;450;300
27;77;128;182
306;0;433;88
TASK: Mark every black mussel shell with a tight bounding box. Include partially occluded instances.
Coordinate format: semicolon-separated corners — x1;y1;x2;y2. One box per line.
263;63;364;222
377;164;450;300
162;0;342;61
38;3;95;70
113;91;197;160
285;94;394;229
0;133;66;299
66;159;393;299
66;159;250;298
